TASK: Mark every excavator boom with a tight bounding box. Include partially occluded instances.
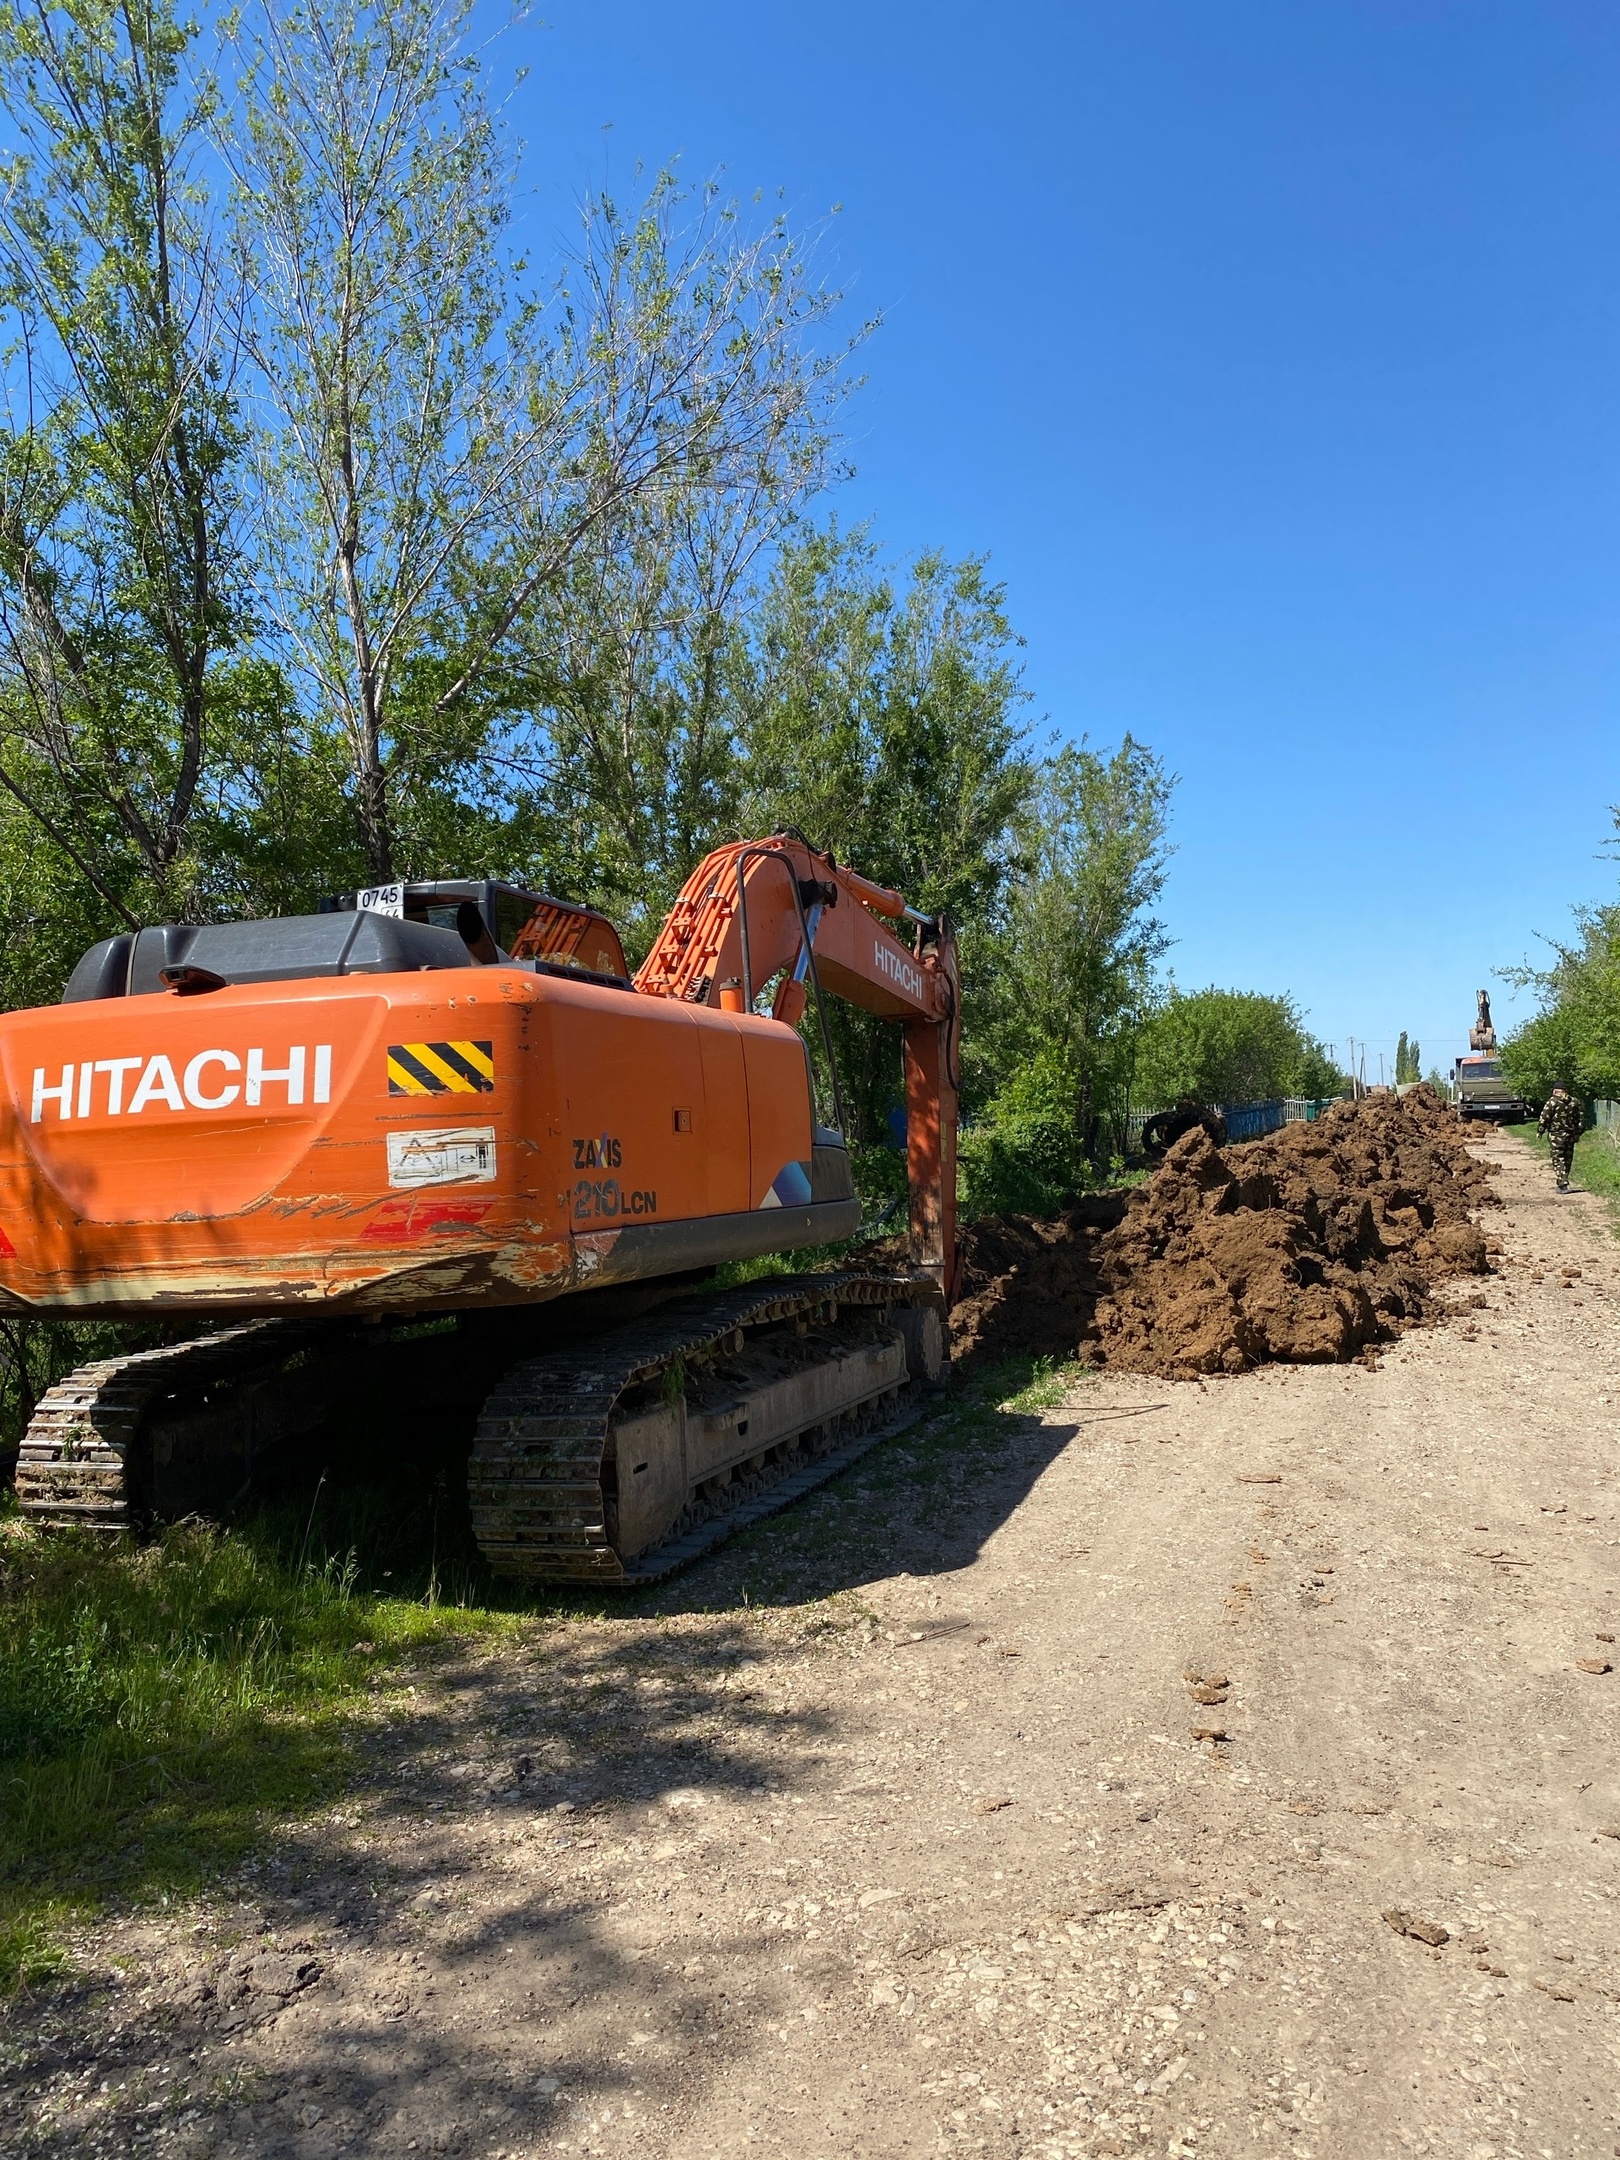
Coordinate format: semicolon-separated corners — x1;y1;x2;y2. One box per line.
637;835;959;1296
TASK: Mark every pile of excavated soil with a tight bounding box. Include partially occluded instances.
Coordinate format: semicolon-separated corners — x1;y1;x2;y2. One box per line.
951;1087;1499;1378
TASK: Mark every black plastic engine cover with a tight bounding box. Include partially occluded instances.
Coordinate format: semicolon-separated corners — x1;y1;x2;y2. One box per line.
62;911;472;1002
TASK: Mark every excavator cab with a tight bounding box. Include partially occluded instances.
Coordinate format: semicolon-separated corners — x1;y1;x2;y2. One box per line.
320;879;631;986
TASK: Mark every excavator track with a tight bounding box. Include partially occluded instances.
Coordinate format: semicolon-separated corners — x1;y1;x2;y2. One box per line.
468;1272;939;1585
15;1273;943;1585
14;1320;322;1531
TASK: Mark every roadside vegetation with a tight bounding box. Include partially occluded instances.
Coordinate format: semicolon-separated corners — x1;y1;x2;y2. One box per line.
1500;826;1620;1108
0;1503;516;1994
1506;1117;1620;1228
1132;987;1340;1107
1565;1126;1620;1224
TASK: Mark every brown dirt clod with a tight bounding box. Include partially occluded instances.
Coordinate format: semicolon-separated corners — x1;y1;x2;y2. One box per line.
1383;1909;1450;1947
950;1087;1497;1378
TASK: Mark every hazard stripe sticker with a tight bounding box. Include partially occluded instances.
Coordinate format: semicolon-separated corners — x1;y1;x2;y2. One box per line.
387;1040;495;1096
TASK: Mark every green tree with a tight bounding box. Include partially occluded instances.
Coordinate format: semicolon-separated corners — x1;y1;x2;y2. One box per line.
0;795;117;1010
983;736;1174;1163
731;526;1036;1138
231;0;853;880
0;0;248;924
1499;845;1620;1104
510;420;846;939
1499;1001;1591;1106
1394;1031;1411;1084
1134;987;1342;1106
0;0;866;951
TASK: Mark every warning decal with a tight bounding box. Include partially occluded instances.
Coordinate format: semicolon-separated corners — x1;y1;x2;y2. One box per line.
387;1040;494;1096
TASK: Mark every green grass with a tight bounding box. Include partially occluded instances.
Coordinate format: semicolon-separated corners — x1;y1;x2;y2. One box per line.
999;1355;1094;1413
1570;1127;1620;1217
1506;1119;1620;1228
0;1504;511;1994
714;1231;887;1289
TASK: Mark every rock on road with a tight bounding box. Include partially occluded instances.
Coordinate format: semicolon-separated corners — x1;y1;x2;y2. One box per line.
8;1127;1619;2160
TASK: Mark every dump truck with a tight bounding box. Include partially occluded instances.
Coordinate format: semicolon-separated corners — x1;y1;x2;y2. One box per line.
0;836;958;1583
1452;1056;1527;1122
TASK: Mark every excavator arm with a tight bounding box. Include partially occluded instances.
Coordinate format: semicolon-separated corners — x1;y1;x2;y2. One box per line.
637;835;961;1301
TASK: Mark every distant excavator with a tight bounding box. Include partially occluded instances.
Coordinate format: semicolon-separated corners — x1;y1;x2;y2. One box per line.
0;835;959;1583
1454;987;1525;1122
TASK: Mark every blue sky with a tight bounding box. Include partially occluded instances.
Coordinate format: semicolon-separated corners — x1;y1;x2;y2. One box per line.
502;0;1620;1079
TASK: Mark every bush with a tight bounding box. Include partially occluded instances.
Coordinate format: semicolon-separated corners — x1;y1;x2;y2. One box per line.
958;1052;1086;1217
850;1141;909;1225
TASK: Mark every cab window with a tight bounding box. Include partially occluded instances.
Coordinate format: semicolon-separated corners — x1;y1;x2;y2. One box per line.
495;893;538;952
573;918;630;978
499;894;628;979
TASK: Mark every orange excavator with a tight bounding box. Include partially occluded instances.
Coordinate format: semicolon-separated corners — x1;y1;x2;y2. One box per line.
0;834;959;1582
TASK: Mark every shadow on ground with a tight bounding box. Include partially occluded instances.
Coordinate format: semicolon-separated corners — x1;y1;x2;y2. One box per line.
249;1351;1170;1621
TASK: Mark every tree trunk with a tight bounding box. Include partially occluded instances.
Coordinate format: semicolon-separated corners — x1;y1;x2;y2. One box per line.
355;753;395;883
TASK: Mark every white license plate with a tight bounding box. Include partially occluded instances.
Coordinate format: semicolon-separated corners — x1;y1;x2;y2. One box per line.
386;1125;497;1189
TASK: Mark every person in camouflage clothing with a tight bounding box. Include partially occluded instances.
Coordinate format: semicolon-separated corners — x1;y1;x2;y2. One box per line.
1537;1084;1584;1192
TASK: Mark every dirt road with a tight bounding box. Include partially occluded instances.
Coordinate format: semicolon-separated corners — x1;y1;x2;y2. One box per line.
7;1126;1620;2160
